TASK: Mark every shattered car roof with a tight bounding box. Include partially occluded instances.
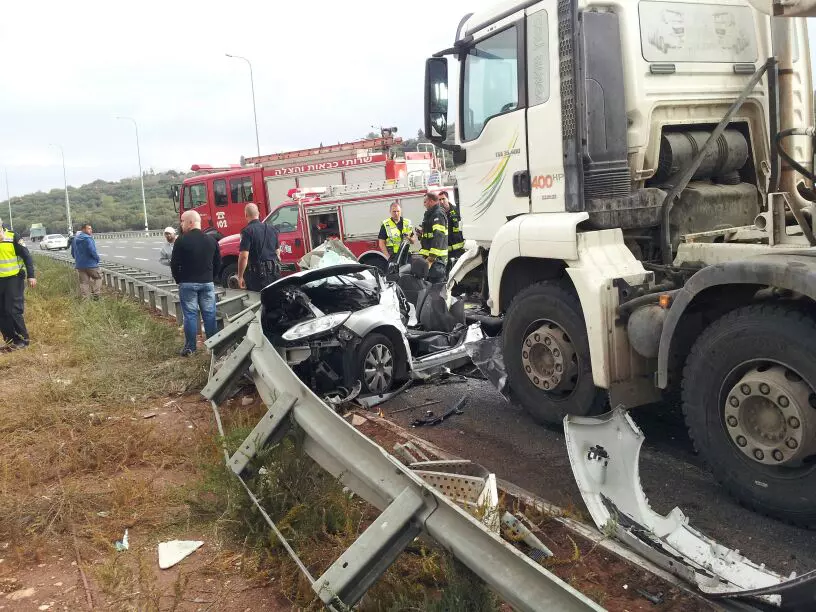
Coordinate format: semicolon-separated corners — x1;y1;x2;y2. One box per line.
260;264;377;303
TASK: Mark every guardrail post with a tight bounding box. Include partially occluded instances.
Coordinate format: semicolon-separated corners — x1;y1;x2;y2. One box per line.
137;284;145;305
159;294;169;317
148;289;157;311
174;299;183;322
127;280;136;299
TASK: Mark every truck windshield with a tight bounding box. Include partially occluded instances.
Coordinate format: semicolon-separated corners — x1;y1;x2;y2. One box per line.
462;26;519;142
265;205;299;233
639;1;757;63
182;184;208;211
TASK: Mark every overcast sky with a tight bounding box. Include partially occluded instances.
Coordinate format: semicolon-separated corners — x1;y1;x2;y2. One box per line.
0;0;493;197
1;1;814;197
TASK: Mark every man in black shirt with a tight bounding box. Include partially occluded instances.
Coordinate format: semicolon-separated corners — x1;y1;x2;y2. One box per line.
237;203;280;291
170;210;221;356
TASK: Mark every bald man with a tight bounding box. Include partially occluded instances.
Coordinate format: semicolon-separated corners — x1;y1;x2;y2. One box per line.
238;203;280;291
170;210;221;356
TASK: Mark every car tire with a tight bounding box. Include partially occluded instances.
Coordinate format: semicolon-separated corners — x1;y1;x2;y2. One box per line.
683;304;816;527
355;332;397;395
503;281;607;427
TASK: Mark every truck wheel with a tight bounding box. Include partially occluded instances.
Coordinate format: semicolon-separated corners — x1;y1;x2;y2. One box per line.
355;333;397;395
683;304;816;527
359;254;387;273
220;263;237;288
504;282;607;426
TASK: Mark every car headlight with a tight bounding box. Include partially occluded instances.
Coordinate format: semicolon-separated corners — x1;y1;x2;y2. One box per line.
281;312;351;342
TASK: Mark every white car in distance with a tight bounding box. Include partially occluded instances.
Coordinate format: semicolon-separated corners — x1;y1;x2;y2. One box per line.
40;234;69;250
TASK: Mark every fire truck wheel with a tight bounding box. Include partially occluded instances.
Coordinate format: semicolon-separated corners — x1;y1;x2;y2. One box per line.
683;304;816;527
220;263;237;288
503;282;607;427
359;254;387;273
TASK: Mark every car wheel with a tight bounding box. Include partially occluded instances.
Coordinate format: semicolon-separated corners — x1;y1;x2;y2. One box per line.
356;333;396;395
683;304;816;527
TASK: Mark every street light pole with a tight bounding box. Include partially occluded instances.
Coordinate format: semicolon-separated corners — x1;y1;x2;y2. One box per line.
225;53;261;156
50;144;72;235
117;116;149;234
3;169;12;231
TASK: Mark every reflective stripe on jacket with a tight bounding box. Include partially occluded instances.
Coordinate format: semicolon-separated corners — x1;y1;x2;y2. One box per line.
0;229;23;278
419;205;448;260
448;207;465;252
381;217;413;254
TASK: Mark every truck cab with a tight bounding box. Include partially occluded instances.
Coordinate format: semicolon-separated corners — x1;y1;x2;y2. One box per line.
177;167;266;240
425;0;816;525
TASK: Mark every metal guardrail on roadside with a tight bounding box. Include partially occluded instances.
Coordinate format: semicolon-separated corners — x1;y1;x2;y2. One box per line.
92;229;165;240
201;310;604;612
35;251;257;324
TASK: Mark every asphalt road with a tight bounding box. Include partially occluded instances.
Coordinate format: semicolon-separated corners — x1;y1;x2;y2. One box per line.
82;243;816;579
88;236;170;276
381;378;816;577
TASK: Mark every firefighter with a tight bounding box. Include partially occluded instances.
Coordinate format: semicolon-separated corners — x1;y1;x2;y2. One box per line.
378;201;415;259
439;190;464;266
418;192;448;283
0;216;36;350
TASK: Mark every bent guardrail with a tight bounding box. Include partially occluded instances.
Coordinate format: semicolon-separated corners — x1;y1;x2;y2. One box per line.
202;309;604;612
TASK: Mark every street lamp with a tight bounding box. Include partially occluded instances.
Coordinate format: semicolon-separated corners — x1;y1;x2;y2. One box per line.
117;116;149;234
225;53;261;156
3;169;12;231
50;144;72;235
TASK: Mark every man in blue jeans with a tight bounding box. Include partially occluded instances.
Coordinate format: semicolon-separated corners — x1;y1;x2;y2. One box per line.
170;211;221;356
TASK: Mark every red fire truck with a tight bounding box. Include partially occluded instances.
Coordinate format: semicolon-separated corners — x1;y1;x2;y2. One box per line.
215;176;453;287
171;136;439;241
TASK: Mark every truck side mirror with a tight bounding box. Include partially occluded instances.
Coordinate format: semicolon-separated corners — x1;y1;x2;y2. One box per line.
169;185;180;213
424;57;449;143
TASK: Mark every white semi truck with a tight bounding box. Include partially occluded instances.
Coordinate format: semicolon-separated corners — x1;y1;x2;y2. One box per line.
424;0;816;525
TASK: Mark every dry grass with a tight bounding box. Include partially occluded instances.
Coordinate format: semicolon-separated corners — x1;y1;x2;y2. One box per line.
2;259;500;610
0;258;210;566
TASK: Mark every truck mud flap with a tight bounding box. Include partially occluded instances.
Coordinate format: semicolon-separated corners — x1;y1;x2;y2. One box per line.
564;408;816;610
203;311;603;612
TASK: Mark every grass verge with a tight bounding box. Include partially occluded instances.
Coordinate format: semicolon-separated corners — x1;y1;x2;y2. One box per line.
0;257;209;568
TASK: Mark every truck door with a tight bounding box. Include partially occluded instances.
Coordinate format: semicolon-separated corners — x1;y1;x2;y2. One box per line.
264;203;304;272
456;9;529;244
524;2;563;214
228;174;256;235
181;182;210;230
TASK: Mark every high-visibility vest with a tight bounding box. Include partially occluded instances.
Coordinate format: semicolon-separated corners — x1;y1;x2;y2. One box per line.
381;217;413;254
0;229;23;278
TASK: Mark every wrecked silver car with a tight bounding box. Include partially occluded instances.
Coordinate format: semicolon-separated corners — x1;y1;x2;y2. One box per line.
260;263;483;398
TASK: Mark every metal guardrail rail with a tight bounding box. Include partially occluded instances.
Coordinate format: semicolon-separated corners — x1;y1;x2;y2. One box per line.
35;251;257;323
202;309;605;612
91;230;165;240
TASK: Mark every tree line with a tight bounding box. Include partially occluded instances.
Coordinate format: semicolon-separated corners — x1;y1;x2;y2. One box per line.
3;170;188;236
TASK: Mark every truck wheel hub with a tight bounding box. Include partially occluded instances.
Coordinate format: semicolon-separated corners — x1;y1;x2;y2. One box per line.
724;365;816;466
521;322;577;394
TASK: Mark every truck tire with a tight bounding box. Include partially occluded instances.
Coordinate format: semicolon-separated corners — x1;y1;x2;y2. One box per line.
683;304;816;527
359;254;387;273
220;263;237;288
503;282;607;426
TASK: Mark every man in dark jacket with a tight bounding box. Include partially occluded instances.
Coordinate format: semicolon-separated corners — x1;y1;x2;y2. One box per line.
237;203;280;291
71;223;101;299
171;211;221;356
418;192;449;283
0;216;36;350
